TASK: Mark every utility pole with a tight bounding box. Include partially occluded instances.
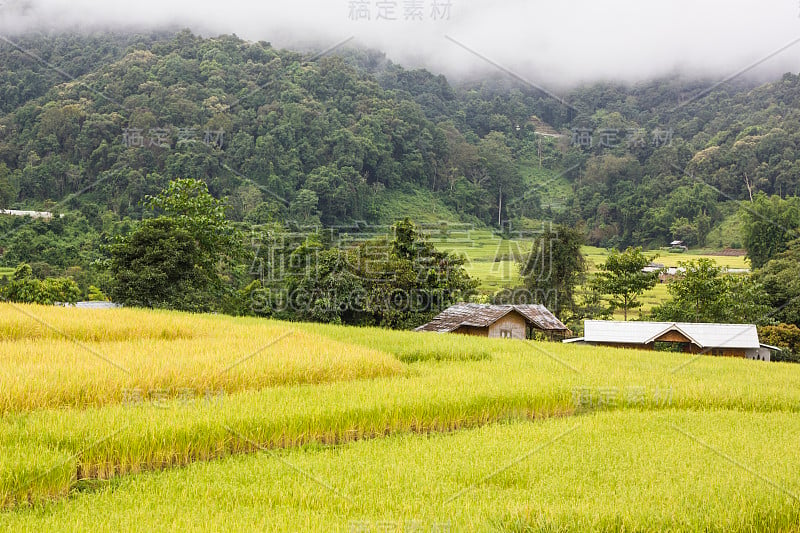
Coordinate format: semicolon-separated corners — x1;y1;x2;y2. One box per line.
538;136;543;168
744;172;754;202
498;186;502;227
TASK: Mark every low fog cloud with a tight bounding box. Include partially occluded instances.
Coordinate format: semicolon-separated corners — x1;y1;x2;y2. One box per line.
2;0;800;86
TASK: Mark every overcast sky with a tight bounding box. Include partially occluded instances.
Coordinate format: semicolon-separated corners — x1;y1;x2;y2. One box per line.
2;0;800;86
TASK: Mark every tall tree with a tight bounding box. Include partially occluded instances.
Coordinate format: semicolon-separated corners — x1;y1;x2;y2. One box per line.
519;224;586;318
740;194;800;269
595;247;658;320
145;178;245;261
109;218;210;310
110;178;247;311
754;239;800;327
270;219;476;328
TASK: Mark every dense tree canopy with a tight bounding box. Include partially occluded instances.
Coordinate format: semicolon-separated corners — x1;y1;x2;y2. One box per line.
2;31;800;252
243;218;476;328
740;194;800;269
2;31;800;334
1;263;81;305
754;239;800;327
651;259;771;325
109;178;247;311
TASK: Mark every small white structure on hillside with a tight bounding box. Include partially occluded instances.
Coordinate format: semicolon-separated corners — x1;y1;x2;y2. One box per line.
0;209;61;220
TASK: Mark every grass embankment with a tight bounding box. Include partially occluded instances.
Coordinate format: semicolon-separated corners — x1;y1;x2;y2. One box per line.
519;163;573;212
373;188;466;225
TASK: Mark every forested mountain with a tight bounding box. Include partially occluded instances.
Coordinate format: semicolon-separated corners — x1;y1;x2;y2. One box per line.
1;29;800;262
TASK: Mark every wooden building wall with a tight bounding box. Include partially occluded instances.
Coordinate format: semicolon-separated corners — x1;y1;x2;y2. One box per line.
487;313;527;339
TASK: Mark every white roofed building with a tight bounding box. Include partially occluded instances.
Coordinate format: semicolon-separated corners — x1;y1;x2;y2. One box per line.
564;320;779;361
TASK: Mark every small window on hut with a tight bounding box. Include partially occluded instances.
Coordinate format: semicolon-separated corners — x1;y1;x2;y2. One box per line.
500;329;513;338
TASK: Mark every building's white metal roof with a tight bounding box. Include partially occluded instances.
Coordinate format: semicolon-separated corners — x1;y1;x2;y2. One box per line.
582;320;760;349
56;301;122;309
760;343;782;352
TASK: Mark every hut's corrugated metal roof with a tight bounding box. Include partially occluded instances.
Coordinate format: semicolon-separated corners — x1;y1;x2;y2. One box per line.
415;304;568;333
582;320;760;349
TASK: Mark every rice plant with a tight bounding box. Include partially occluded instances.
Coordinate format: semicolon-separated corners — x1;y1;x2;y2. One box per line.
3;411;799;532
3;303;800;520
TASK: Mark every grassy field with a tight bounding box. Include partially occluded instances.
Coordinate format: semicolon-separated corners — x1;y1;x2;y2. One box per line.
0;268;13;278
433;229;528;291
373;188;467;225
518;161;573;212
582;246;750;271
581;246;750;318
433;230;748;307
2;304;800;530
0;305;402;414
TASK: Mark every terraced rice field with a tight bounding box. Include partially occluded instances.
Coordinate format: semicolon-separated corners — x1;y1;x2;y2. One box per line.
432;229;527;291
432;228;748;296
433;233;749;317
6;411;798;532
582;246;750;271
2;303;799;531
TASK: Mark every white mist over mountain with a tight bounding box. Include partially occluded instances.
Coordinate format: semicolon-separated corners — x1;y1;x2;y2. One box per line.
1;0;799;86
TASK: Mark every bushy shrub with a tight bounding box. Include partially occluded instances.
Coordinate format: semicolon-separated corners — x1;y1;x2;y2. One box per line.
759;324;800;363
1;264;81;305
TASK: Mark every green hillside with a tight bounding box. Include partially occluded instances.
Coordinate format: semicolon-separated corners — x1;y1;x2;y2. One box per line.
2;30;800;259
1;31;799;330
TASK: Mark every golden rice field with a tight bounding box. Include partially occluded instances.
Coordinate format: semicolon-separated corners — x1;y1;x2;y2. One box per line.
2;303;800;531
0;305;402;414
